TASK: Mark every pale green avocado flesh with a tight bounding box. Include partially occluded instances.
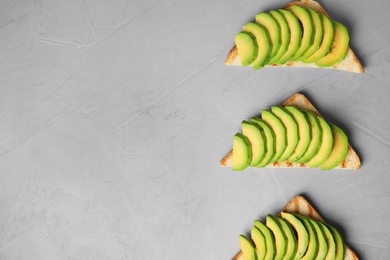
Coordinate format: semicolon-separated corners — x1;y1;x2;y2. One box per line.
307;117;333;168
271;106;298;161
296;111;322;163
280;212;309;259
261;110;287;162
255;12;281;64
268;10;290;64
289;6;314;60
299;8;323;61
239;235;257;260
254;220;276;260
266;215;287;260
232;133;252;171
233;7;351;68
318;222;336;260
235;32;258;66
242;23;271;69
315;21;349;67
321;123;349;170
231;106;349;170
250;118;276;167
277;9;302;64
276;217;298;260
302;14;334;63
237;213;347;260
251;226;267;260
241;121;266;167
284;106;311;162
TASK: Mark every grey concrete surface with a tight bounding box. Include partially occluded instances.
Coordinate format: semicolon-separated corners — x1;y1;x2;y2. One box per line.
0;0;389;259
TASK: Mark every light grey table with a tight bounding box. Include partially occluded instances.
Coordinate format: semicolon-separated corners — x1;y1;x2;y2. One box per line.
0;0;389;259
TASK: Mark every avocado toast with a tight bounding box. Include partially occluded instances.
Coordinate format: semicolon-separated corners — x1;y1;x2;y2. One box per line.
233;196;358;260
225;0;364;73
220;93;361;170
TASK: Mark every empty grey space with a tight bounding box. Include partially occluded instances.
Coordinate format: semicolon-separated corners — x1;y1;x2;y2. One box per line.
0;0;389;259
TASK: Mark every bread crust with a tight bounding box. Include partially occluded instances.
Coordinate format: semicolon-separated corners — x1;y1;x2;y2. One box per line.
225;0;364;73
220;93;361;169
232;196;359;260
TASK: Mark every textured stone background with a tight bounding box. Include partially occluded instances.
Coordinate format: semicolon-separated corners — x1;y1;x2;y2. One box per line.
0;0;389;259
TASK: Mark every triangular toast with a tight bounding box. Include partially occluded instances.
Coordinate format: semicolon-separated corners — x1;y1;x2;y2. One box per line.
220;93;361;169
232;195;359;260
225;0;364;73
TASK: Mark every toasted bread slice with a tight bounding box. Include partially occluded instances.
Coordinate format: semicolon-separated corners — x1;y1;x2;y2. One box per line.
232;195;359;260
220;93;361;169
225;0;364;73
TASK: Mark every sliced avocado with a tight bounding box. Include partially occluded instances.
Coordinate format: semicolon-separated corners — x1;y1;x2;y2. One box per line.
232;133;252;171
235;32;258;66
261;110;287;162
325;224;345;260
251;226;267;260
277;9;302;64
299;8;323;61
307;117;333;168
255;13;281;64
266;215;287;260
284;106;311;162
239;234;257;260
271;106;298;161
309;219;328;260
321;123;348;170
315;21;349;67
242;23;272;69
268;10;290;64
242;121;266;166
276;217;298;260
302;14;334;63
289;6;314;60
250;118;276;167
317;222;336;260
280;212;309;260
296;216;318;260
296;111;322;163
254;220;276;260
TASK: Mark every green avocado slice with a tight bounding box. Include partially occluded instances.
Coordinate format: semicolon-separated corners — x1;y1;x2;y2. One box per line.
271;106;298;161
321;123;348;170
284;106;311;162
276;217;298;260
242;121;266;167
309;219;328;260
232;133;252;171
251;226;267;260
315;21;349;67
239;234;257;260
296;111;322;163
235;32;258;66
277;9;302;64
299;8;323;61
254;220;276;260
250;118;276;168
255;12;281;64
289;6;314;60
261;110;287;162
325;224;345;260
268;10;290;64
317;222;336;260
266;215;287;260
242;23;272;69
307;117;333;168
302;14;334;63
296;216;318;260
280;212;309;260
